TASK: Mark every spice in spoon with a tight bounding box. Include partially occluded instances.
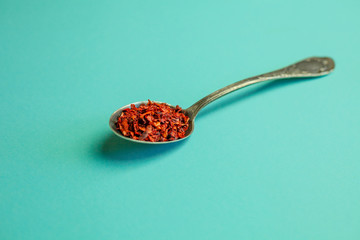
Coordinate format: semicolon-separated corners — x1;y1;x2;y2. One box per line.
116;100;190;142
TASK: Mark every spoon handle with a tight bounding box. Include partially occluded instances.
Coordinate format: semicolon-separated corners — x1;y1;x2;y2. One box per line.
186;57;335;118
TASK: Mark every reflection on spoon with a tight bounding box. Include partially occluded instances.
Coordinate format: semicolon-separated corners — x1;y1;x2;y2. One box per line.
109;57;335;144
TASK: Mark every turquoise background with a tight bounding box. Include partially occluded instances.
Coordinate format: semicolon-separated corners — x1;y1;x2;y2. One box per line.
1;0;360;239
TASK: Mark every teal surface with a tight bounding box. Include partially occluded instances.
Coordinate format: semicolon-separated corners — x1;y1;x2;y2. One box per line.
1;0;360;239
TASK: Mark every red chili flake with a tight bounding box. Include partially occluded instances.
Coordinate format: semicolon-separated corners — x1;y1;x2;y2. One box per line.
116;100;190;142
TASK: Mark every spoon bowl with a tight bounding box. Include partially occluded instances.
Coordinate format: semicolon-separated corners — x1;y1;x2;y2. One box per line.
109;57;335;144
109;101;195;144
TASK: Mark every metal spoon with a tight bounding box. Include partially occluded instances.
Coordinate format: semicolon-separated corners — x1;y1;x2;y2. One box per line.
109;57;335;144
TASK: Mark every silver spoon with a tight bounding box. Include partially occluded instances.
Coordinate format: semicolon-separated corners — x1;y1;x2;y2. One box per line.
110;57;335;144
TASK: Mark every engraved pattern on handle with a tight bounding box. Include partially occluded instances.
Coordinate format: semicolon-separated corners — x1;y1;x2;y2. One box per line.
186;57;335;119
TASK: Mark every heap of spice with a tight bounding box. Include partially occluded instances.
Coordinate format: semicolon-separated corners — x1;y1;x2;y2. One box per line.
116;100;190;142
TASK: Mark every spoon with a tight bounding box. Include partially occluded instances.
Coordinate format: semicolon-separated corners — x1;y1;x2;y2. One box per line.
110;57;335;144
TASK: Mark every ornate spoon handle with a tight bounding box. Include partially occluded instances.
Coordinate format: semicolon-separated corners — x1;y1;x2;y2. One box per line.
186;57;335;118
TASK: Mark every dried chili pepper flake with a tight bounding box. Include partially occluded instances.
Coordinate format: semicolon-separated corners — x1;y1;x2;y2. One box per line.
116;100;190;142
